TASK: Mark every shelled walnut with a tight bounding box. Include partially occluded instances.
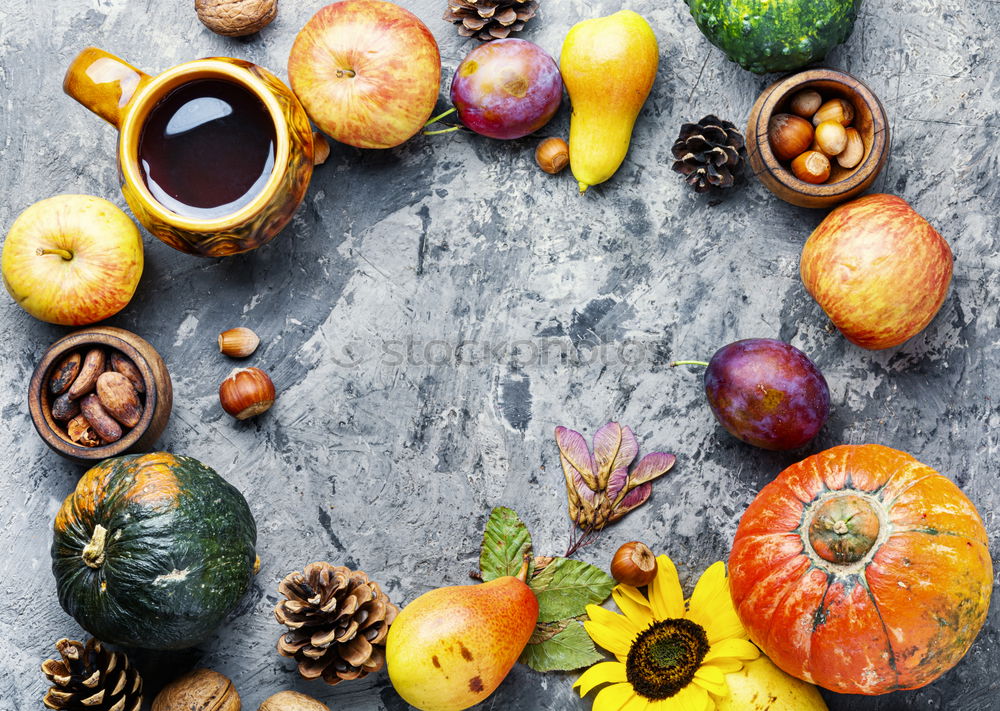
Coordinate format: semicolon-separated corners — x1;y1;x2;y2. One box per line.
46;347;146;447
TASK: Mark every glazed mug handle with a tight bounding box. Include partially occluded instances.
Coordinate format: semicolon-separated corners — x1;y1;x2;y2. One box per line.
63;47;151;129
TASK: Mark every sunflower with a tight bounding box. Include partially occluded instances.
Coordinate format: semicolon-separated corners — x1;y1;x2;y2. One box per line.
575;554;759;711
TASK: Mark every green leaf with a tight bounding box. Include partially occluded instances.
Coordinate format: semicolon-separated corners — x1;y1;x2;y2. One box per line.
519;621;605;672
480;507;532;582
529;557;614;623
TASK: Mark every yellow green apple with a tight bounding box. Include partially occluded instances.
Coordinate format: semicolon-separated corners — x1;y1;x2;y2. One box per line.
2;194;143;325
288;0;441;149
800;193;952;350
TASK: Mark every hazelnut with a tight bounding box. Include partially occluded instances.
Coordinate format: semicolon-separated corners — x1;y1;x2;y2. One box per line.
814;120;847;156
610;541;658;587
535;137;569;174
219;367;275;420
152;668;240;711
837;127;865;169
812;98;854;127
195;0;277;37
218;327;261;358
259;690;330;711
791;150;831;184
788;89;822;118
767;113;813;162
312;132;331;166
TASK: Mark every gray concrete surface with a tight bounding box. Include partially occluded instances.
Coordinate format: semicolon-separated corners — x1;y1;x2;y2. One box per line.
1;0;998;709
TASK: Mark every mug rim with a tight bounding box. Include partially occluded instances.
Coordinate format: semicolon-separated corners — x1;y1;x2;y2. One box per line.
118;58;291;232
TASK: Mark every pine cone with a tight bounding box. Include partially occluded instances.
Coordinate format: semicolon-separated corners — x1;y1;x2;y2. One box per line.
275;563;398;685
671;115;746;192
444;0;539;41
41;638;142;711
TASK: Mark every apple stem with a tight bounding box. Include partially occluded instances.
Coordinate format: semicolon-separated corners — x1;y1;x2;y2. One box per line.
335;68;356;78
670;360;709;368
37;247;73;261
423;126;462;136
424;107;457;128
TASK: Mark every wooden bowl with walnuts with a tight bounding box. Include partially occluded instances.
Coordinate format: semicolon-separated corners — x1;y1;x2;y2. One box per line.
28;326;172;463
746;68;889;209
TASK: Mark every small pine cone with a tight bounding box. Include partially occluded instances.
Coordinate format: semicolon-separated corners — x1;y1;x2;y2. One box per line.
41;638;142;711
444;0;539;41
671;115;746;192
275;562;399;686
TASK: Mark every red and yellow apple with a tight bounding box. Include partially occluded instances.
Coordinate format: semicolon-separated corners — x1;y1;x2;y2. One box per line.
2;194;144;325
800;193;952;350
288;0;441;149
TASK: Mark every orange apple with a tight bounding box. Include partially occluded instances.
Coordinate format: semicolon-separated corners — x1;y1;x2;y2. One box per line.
2;194;143;325
288;0;441;149
800;193;952;350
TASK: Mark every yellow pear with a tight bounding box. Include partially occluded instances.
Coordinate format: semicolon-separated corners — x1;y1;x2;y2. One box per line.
718;655;828;710
386;561;538;711
560;10;659;192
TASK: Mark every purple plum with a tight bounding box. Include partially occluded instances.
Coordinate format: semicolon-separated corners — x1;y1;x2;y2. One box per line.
449;38;562;140
699;339;830;450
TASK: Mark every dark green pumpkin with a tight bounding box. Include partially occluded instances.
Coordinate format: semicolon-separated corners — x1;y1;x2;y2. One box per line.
685;0;863;74
51;452;257;649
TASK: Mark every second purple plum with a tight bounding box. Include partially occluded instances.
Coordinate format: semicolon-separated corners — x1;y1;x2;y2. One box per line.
704;339;830;451
450;39;562;140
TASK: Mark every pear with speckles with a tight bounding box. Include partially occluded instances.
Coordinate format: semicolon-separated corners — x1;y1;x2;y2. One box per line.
386;560;538;711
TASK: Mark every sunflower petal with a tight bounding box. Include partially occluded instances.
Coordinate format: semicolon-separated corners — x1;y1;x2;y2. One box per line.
613;587;654;629
686;561;747;644
574;661;628;697
616;583;652;610
586;604;642;636
704;638;760;662
675;682;712;711
648;554;684;620
621;693;651;711
593;682;638;711
693;664;729;696
584;610;639;657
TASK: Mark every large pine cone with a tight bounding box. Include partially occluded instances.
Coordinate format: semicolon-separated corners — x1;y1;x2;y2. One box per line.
444;0;539;41
274;563;398;685
671;115;746;192
41;638;142;711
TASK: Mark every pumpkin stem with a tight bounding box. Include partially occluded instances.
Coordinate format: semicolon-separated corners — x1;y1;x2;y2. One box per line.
82;524;109;569
807;495;880;565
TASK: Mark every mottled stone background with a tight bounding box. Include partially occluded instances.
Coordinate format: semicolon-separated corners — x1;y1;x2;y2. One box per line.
1;0;998;709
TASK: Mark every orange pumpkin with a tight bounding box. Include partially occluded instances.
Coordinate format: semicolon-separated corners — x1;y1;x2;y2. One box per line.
728;444;992;694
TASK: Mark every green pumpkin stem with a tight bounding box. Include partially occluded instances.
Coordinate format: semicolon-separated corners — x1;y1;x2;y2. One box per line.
82;524;109;569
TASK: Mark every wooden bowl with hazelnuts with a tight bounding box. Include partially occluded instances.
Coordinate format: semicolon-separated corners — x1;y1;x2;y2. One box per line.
746;68;889;209
28;326;172;463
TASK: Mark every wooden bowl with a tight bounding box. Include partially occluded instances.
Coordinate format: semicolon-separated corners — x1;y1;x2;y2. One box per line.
28;326;173;463
747;68;889;209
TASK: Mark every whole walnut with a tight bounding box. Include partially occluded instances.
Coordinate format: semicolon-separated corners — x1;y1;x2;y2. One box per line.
195;0;277;37
152;669;241;711
259;691;329;711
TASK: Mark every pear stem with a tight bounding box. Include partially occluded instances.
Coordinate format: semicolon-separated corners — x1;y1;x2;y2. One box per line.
423;126;462;136
670;360;709;367
37;247;73;261
517;555;531;583
424;107;457;127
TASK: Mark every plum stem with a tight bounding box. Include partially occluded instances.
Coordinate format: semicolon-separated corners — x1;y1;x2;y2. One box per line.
424;107;457;127
423;126;462;136
37;247;73;261
670;360;709;367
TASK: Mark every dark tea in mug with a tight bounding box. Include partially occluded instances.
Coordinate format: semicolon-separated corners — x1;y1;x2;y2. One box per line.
138;79;276;220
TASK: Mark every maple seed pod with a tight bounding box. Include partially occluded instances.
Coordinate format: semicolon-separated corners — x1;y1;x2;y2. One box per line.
610;541;658;587
218;327;261;358
219;367;275;420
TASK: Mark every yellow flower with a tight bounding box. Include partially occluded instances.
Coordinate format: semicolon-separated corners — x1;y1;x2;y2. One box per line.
574;555;759;711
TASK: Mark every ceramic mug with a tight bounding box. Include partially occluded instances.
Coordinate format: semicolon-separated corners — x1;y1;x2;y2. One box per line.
64;47;316;257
